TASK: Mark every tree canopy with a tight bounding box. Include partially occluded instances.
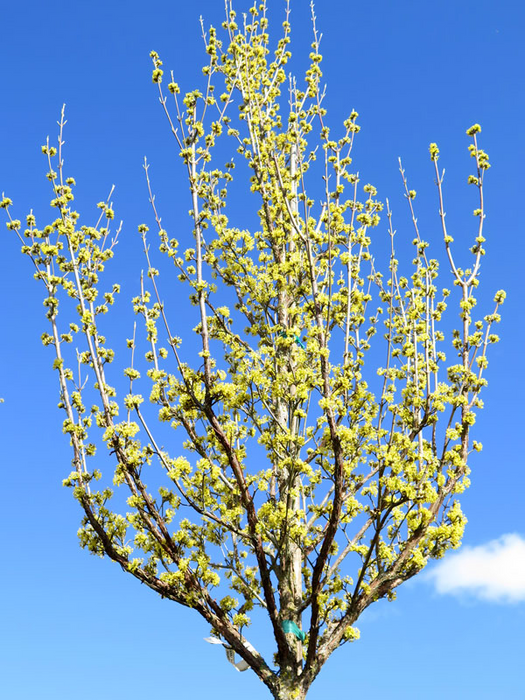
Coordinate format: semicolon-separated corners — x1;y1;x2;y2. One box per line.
1;1;504;698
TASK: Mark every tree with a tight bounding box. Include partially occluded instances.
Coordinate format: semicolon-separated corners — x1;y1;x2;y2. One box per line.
1;1;504;698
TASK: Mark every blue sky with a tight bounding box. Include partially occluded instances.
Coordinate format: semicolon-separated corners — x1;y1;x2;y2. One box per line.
1;1;524;698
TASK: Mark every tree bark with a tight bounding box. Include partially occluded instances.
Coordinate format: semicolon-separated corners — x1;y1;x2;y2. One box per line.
272;679;307;700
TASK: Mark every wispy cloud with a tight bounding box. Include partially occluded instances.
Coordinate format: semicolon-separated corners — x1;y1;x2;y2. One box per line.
425;533;525;603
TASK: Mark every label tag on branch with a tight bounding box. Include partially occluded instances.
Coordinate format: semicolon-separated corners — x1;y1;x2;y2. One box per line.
204;636;256;672
281;620;306;641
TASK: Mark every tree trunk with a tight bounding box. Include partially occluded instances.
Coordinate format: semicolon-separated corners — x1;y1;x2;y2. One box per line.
272;680;307;700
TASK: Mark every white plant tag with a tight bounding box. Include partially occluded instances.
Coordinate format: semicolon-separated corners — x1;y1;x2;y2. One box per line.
204;636;256;672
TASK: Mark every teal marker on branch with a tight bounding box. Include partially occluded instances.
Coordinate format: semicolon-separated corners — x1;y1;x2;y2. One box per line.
281;620;306;642
277;331;306;350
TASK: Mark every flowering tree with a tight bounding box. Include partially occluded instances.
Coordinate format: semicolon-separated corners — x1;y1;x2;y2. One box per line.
2;2;504;698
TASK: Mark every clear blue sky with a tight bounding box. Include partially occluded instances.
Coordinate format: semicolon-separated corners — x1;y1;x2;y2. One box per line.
1;1;524;698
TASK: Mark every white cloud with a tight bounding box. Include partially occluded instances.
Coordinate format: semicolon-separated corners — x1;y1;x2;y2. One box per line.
425;533;525;603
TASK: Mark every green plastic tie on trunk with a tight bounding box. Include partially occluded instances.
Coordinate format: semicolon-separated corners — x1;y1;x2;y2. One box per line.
282;620;306;641
277;331;306;350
